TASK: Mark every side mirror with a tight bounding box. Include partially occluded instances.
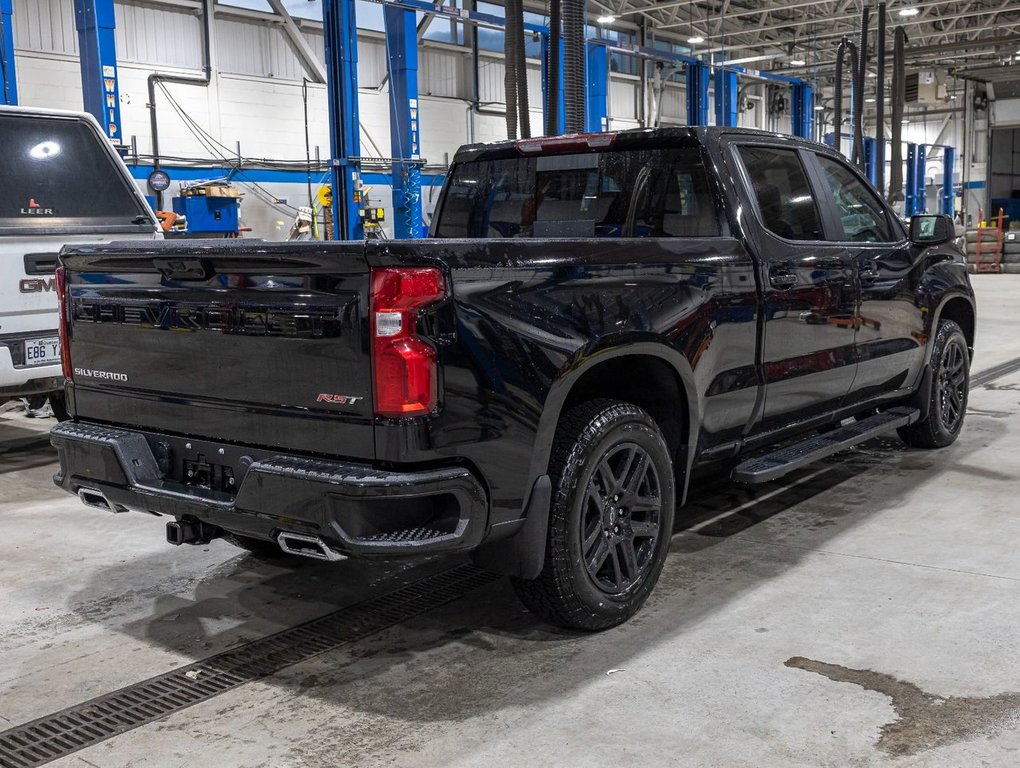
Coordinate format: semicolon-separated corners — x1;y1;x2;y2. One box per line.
909;214;953;246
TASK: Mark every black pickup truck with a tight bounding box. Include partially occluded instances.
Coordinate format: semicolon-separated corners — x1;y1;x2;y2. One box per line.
52;128;975;630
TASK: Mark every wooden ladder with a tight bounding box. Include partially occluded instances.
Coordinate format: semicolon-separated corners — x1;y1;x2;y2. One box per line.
975;209;1004;273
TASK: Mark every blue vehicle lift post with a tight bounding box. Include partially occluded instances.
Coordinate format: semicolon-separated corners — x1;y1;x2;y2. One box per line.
714;67;738;128
914;144;926;214
74;0;123;141
942;145;955;216
323;0;363;240
686;61;709;126
790;82;813;140
383;5;422;238
0;0;16;105
863;137;878;186
585;41;607;133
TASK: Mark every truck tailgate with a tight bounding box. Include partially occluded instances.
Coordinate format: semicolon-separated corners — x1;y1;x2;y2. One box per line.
59;240;375;460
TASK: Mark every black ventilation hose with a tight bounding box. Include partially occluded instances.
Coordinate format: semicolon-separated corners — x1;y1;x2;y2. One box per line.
889;27;907;203
855;1;869;169
834;37;847;155
562;0;585;133
504;0;519;139
516;0;531;138
545;0;561;135
876;1;886;194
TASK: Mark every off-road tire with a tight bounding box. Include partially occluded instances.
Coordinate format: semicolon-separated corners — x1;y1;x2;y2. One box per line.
898;319;970;449
511;399;676;631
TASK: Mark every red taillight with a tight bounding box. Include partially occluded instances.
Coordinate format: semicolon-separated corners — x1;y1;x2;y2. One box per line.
55;265;73;381
370;267;446;418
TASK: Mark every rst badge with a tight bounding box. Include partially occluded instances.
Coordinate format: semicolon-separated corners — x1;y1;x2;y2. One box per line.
316;394;363;405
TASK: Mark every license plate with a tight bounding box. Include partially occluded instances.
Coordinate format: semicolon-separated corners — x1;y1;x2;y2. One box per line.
23;337;60;367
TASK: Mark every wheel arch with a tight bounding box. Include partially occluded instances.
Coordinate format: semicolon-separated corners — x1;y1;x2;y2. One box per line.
933;294;975;359
527;339;699;505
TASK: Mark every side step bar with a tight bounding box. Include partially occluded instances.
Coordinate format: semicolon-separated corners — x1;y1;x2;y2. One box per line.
731;407;920;485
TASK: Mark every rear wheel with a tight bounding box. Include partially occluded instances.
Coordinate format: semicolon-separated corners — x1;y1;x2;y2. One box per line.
511;400;676;631
898;319;970;449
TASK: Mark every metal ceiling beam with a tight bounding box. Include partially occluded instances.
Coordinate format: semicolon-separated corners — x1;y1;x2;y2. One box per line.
267;0;326;83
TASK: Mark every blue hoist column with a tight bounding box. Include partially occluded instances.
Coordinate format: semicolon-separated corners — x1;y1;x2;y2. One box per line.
323;0;363;240
942;146;955;216
0;0;16;105
585;42;607;133
74;0;123;141
686;61;709;126
383;5;422;239
863;137;878;186
714;68;738;127
790;82;813;140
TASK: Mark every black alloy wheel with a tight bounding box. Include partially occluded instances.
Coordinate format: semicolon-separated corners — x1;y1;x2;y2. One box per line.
936;334;968;433
582;442;662;594
512;399;676;631
898;319;970;449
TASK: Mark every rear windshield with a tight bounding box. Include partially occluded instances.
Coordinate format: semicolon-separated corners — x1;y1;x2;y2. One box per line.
0;114;151;233
433;147;720;239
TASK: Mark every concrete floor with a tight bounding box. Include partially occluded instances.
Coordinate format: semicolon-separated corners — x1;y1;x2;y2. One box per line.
2;275;1020;768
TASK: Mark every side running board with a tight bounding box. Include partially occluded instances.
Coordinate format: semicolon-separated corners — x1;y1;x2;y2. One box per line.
731;407;920;485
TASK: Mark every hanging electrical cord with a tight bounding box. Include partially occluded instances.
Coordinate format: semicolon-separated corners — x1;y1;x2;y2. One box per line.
834;36;863;167
854;1;869;169
302;77;318;237
876;1;887;195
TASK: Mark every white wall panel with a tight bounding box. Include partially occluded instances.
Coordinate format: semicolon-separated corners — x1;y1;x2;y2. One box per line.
116;2;203;68
610;79;637;120
420;48;465;99
11;0;78;55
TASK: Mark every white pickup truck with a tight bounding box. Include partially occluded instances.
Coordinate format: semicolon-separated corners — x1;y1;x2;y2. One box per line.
0;106;159;416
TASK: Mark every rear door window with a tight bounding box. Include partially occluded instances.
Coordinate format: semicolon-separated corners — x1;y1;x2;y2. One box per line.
737;145;825;241
434;147;719;238
0;114;150;233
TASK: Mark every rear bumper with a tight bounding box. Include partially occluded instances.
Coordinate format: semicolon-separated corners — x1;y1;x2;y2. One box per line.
0;335;61;394
51;421;490;558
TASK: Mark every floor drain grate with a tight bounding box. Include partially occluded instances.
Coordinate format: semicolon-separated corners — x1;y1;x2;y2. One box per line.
0;564;497;768
971;356;1020;388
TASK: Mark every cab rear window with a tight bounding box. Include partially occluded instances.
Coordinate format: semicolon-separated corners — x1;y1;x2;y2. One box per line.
0;114;150;232
434;147;720;239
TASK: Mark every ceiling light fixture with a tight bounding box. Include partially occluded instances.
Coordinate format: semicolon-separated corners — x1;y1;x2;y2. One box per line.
898;6;920;16
688;35;705;44
596;14;616;24
789;58;806;66
865;97;876;103
814;104;825;111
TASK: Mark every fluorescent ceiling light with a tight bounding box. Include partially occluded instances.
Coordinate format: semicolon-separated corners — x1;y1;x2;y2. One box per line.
898;7;920;16
687;35;705;44
724;53;778;65
596;14;616;24
789;58;806;66
865;97;876;103
814;105;825;111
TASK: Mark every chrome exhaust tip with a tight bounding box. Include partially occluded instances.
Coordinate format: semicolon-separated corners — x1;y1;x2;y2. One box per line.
78;487;127;514
276;532;346;562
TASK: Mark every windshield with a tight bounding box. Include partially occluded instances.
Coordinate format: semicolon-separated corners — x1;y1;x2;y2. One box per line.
0;113;151;233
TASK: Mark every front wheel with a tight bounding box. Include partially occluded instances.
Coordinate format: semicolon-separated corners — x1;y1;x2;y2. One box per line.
898;319;970;449
511;400;676;631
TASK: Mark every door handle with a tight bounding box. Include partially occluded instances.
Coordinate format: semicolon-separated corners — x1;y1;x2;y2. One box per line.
859;264;879;283
769;269;798;289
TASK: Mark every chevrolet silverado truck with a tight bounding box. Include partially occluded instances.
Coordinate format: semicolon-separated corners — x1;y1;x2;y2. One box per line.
0;106;159;417
51;128;975;630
